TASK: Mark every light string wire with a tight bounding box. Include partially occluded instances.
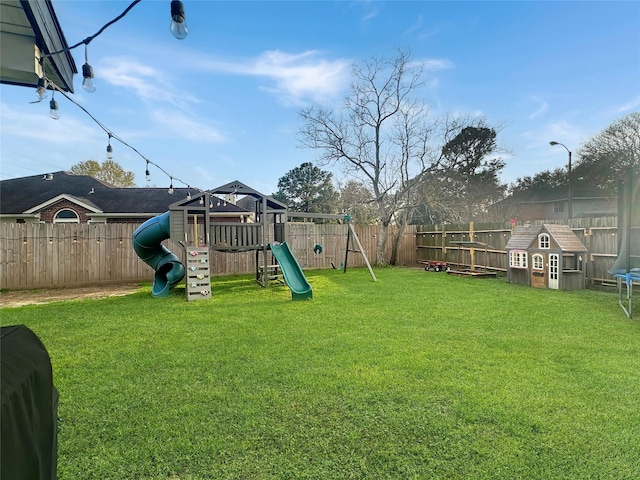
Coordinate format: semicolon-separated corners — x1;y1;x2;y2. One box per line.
34;0;208;199
43;0;142;58
46;78;206;196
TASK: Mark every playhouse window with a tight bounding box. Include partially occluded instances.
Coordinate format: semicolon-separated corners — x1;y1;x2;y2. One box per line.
553;202;565;213
532;253;544;270
538;233;550;249
510;250;528;269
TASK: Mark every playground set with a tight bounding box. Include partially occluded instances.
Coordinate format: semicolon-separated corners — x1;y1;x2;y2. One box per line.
132;180;374;301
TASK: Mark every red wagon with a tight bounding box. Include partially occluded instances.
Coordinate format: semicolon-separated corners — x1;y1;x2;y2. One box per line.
420;260;450;272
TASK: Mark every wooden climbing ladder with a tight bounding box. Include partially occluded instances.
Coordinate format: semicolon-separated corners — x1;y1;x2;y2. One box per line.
185;246;211;301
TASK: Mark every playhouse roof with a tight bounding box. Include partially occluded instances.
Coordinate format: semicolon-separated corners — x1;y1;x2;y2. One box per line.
505;224;587;252
209;180;287;211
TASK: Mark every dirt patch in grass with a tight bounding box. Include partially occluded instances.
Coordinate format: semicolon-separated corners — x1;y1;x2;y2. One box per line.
0;283;141;308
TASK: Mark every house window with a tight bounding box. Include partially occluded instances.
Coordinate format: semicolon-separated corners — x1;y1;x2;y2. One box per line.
532;253;544;270
54;208;80;223
553;202;565;213
510;250;528;269
538;233;550;249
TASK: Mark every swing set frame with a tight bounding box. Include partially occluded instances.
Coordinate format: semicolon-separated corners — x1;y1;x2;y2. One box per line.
286;212;377;282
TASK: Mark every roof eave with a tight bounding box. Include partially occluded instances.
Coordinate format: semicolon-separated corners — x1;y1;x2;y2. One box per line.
24;194;103;214
19;0;77;92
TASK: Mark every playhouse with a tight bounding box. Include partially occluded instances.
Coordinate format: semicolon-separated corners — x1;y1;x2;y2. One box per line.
505;224;587;290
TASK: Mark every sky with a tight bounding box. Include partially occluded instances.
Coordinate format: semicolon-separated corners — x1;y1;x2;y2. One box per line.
1;0;639;195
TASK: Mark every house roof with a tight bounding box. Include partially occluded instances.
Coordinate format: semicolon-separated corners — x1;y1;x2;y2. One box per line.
517;185;615;204
505;224;587;252
0;0;77;92
0;171;251;217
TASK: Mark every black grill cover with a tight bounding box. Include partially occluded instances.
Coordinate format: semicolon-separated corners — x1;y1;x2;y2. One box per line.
1;325;58;480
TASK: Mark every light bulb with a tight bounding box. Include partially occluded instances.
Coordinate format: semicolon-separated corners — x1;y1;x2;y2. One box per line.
199;197;204;205
168;180;174;194
82;63;96;92
49;98;60;120
106;144;113;160
35;78;48;101
170;1;188;39
145;169;151;182
187;191;192;200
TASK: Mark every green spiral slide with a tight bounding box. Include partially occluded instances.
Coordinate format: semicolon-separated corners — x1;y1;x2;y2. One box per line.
269;242;313;300
132;211;185;297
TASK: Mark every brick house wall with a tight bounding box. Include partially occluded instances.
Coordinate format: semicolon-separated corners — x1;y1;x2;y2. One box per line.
38;199;92;223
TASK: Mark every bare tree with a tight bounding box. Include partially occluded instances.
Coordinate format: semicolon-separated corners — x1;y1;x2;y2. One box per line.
299;50;440;265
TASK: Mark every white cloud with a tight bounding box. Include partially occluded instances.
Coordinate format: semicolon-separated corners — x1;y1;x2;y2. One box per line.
529;97;548;120
418;58;454;71
518;120;586;153
149;109;226;144
195;50;452;106
201;50;351;105
613;95;640;114
362;9;378;22
100;56;201;108
403;14;424;36
0;101;100;145
545;121;584;147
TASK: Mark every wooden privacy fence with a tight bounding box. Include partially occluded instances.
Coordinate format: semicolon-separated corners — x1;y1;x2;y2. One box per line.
0;222;417;290
415;217;623;286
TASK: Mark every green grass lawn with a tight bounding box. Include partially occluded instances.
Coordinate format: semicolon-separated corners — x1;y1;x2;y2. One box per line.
2;267;639;479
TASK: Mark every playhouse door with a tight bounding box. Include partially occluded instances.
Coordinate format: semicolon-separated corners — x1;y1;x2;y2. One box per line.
530;253;546;288
548;253;559;289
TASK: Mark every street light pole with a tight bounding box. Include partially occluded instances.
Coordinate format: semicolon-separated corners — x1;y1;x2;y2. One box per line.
550;141;573;220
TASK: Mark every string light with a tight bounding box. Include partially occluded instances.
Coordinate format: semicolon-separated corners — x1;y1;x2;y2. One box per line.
199;196;204;205
106;134;113;159
27;1;206;201
39;74;206;202
82;44;96;93
168;178;174;194
35;77;48;101
186;190;192;201
170;1;188;39
49;92;60;120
